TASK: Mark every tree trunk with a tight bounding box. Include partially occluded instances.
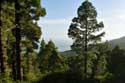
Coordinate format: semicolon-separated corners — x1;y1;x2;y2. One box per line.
14;0;22;80
26;48;30;73
0;28;5;74
0;0;5;74
83;17;88;79
12;45;17;80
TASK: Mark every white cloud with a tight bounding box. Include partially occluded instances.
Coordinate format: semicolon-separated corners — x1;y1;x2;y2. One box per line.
98;10;125;40
38;18;72;25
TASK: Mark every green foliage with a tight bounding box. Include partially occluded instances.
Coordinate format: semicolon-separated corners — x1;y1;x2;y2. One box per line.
67;55;84;76
37;71;83;83
25;72;39;82
40;39;46;51
0;73;15;83
38;40;68;75
108;45;125;80
95;72;113;82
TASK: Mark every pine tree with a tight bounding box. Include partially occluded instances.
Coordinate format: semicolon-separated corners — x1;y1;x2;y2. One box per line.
38;40;67;74
0;1;16;81
89;43;109;79
0;0;46;81
12;0;46;80
108;46;125;80
39;39;46;55
68;0;105;79
0;0;14;75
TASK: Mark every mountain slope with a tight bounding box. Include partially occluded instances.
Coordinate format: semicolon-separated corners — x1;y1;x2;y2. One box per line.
108;36;125;49
61;50;77;56
61;36;125;56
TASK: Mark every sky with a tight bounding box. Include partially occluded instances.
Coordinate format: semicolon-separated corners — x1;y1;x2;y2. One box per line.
38;0;125;52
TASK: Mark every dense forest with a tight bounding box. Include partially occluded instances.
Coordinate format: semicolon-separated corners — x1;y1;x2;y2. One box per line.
0;0;125;83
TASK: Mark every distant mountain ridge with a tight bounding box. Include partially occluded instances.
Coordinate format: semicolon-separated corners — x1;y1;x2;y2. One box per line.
108;36;125;49
61;36;125;56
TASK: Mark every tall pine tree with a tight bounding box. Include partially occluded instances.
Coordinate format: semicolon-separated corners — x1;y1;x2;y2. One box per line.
0;0;46;81
68;0;105;79
11;0;46;81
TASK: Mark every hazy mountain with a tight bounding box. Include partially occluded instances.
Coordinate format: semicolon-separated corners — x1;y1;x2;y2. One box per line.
108;36;125;49
61;50;77;56
61;36;125;56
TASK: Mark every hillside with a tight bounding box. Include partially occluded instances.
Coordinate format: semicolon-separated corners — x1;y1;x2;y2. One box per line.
108;36;125;49
61;36;125;56
61;50;77;56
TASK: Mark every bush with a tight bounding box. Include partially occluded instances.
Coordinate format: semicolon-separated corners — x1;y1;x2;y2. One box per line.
37;71;100;83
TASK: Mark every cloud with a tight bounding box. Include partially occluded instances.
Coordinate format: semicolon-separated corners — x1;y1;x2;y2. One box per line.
98;10;125;40
38;18;72;25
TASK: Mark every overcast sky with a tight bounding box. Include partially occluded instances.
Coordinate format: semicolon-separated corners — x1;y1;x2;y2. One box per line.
38;0;125;51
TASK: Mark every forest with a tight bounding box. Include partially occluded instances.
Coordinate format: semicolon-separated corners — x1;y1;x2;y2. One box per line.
0;0;125;83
